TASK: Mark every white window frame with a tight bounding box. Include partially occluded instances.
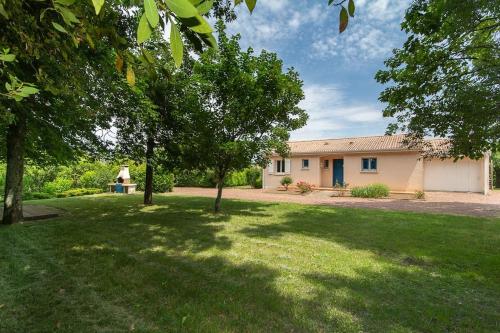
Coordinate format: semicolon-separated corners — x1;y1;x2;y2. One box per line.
323;159;329;169
276;159;286;174
302;159;310;170
361;157;377;173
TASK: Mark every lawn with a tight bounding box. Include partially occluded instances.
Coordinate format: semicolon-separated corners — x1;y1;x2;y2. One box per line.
1;195;499;332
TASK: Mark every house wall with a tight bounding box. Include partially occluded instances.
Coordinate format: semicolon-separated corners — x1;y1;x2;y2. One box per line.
344;152;424;191
264;151;489;193
423;156;488;193
264;156;320;189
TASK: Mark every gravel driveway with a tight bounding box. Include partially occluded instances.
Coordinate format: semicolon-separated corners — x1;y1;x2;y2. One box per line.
166;187;500;218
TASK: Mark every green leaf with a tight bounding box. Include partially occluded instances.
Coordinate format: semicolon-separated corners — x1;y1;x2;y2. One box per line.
165;0;198;18
56;6;80;25
91;0;105;15
185;14;213;33
199;33;217;49
170;22;183;68
0;4;10;19
19;86;39;95
196;0;214;15
339;6;348;33
137;14;152;44
0;54;16;62
52;22;69;34
245;0;256;13
55;0;76;5
85;33;95;49
144;0;160;28
142;49;155;64
348;0;355;17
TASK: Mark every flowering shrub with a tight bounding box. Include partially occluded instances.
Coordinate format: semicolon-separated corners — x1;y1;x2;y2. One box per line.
296;181;314;194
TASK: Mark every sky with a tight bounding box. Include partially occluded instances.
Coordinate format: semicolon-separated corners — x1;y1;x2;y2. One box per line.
226;0;411;140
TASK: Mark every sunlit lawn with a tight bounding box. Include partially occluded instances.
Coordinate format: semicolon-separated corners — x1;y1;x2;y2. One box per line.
1;194;499;332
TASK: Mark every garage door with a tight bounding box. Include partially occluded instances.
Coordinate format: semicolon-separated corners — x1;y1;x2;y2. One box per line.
424;158;483;192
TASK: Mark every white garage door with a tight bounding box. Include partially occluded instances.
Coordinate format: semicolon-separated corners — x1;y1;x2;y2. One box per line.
424;158;483;192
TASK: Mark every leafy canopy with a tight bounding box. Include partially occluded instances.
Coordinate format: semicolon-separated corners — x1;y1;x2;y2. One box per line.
179;22;308;178
375;0;499;158
0;0;356;101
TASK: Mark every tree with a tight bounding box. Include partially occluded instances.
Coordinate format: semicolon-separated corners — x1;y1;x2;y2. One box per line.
0;0;353;223
114;41;196;205
375;0;499;159
180;23;307;212
0;2;136;224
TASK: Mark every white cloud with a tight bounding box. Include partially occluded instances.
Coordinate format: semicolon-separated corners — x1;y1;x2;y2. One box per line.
227;2;329;52
311;0;409;62
356;0;409;22
312;24;392;61
290;83;390;140
260;0;290;13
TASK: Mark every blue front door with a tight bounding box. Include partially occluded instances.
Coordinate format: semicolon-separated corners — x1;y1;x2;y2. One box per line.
333;159;344;185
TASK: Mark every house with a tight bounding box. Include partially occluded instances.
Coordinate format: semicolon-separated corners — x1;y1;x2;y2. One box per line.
263;134;491;194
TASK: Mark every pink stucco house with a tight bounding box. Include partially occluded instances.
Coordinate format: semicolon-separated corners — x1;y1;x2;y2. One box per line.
263;134;491;194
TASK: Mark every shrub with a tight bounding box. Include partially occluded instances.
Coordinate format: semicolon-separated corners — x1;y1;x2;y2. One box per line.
43;177;73;194
332;181;349;197
153;173;175;193
23;165;59;193
128;164;175;193
57;188;103;198
175;170;217;187
79;167;115;190
296;181;314;194
79;170;99;188
350;183;390;198
32;192;53;199
24;192;54;201
414;190;425;199
280;176;293;190
246;167;262;188
225;170;248;187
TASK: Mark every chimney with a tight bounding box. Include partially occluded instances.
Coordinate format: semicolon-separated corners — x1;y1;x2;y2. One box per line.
117;165;131;184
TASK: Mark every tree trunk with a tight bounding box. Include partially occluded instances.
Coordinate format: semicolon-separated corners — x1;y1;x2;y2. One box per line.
2;111;27;225
143;136;155;205
214;178;224;213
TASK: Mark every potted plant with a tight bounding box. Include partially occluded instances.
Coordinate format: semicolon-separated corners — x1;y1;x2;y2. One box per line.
280;176;293;191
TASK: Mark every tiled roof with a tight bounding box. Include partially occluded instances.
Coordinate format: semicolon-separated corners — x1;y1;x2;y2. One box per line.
424;138;451;156
286;134;450;155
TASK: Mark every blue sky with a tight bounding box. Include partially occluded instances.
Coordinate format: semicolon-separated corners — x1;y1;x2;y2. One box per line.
226;0;410;140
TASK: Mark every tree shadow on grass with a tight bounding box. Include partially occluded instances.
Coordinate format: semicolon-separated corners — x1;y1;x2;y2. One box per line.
239;206;500;281
303;264;500;332
2;196;310;332
3;196;499;332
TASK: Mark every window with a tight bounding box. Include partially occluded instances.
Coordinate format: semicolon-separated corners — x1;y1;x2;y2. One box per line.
361;158;377;172
302;159;309;169
323;160;329;169
276;159;285;173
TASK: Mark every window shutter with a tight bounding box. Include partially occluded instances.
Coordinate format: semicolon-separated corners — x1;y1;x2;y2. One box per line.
285;159;291;174
268;160;274;174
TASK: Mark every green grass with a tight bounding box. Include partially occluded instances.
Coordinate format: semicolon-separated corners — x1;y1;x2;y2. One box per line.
1;194;499;332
